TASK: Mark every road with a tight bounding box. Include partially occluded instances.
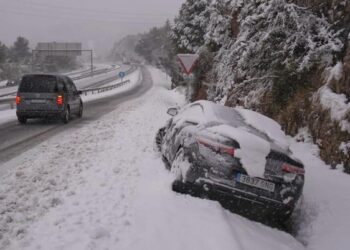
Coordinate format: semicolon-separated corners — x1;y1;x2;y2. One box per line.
0;65;134;111
0;66;153;172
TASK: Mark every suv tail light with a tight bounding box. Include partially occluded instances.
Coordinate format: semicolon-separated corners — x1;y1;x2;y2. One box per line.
197;137;235;156
56;95;64;106
282;163;305;175
16;95;21;105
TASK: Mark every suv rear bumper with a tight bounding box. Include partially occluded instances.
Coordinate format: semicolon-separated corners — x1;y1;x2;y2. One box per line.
172;178;293;223
17;110;64;118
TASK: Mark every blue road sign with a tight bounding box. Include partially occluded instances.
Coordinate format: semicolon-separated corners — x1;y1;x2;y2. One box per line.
119;71;126;78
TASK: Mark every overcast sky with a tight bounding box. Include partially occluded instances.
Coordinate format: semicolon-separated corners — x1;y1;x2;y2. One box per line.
0;0;184;55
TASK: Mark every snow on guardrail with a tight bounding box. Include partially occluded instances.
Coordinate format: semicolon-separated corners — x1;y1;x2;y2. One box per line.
81;80;131;96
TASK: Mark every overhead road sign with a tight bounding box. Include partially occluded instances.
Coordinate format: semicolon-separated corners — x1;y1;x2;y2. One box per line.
177;54;199;75
35;42;82;56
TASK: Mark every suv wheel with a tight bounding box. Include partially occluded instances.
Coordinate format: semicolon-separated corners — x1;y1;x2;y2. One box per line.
171;148;187;181
77;102;83;118
17;116;27;124
61;107;71;124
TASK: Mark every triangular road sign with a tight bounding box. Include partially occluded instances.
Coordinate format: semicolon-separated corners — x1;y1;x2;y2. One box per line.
177;54;199;75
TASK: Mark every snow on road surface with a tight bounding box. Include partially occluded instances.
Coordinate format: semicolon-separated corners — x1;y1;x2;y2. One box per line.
0;81;7;88
0;67;348;250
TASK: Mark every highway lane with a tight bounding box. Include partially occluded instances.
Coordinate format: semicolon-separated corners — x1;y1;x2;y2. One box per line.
0;65;134;111
0;64;127;98
0;66;153;172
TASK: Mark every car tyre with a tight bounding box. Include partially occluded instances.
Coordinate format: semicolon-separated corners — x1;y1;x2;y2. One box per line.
61;107;71;124
77;102;83;118
17;116;27;124
171;148;187;182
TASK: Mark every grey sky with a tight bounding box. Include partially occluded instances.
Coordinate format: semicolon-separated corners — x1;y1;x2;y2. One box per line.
0;0;184;55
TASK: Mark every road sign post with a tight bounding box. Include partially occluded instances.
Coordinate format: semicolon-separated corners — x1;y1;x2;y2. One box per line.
119;71;126;82
177;54;199;76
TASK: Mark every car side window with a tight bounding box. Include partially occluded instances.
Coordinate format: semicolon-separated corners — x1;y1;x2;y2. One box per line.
69;78;78;93
57;78;66;92
64;77;74;94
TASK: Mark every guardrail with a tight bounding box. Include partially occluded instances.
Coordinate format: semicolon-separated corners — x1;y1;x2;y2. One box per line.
0;91;16;98
81;79;131;96
0;85;10;90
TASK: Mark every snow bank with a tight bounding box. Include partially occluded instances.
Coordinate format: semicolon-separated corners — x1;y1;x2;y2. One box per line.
318;85;350;132
318;62;350;132
0;80;7;87
289;130;350;250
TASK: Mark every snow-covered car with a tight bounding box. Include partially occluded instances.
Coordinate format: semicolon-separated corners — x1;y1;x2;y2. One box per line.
156;100;305;224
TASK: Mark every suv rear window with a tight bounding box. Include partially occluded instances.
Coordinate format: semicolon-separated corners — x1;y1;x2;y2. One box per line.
19;75;58;93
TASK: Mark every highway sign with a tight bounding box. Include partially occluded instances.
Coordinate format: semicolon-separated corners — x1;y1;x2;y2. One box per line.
119;72;126;78
35;42;82;56
177;54;199;75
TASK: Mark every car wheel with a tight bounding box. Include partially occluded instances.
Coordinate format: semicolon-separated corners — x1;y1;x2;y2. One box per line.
77;102;83;118
155;127;165;152
171;148;188;182
17;116;27;124
61;107;71;124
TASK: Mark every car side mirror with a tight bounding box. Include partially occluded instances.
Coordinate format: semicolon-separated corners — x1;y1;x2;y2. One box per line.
77;90;83;95
167;107;178;117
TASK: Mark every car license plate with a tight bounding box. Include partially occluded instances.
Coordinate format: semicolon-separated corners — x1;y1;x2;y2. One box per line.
235;174;275;192
31;99;46;104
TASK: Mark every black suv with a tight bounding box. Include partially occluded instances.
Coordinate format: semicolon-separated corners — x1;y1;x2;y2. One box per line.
16;74;83;124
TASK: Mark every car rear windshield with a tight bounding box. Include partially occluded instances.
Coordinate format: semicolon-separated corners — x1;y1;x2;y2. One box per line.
19;75;58;93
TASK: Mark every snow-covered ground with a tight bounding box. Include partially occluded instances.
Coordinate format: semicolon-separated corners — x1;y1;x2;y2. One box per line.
0;67;349;250
0;80;7;88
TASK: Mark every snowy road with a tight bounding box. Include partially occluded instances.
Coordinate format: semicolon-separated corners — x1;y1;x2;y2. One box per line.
0;67;149;172
0;67;349;250
0;64;132;110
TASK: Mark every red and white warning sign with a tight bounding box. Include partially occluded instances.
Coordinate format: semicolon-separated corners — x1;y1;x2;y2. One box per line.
177;54;199;75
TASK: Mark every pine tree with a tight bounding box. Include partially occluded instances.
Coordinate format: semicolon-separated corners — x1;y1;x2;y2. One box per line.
10;36;30;63
0;41;8;64
172;0;212;53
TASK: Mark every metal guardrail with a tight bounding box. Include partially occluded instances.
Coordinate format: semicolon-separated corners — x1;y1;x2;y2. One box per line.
81;79;131;96
0;85;11;90
0;91;16;98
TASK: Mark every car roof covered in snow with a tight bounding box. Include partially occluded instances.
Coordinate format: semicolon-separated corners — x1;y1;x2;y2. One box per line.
175;100;291;153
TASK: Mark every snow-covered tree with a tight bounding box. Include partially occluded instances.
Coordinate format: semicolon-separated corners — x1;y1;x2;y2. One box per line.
172;0;212;53
10;36;30;63
213;0;342;105
0;41;8;64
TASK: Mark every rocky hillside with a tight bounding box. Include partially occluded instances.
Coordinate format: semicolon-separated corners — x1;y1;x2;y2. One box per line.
134;0;350;173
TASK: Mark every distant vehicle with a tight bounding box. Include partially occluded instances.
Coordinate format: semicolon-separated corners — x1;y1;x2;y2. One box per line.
6;79;19;87
156;101;305;224
16;74;83;124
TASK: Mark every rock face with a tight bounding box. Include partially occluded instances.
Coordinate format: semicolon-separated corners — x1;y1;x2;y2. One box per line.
170;0;350;172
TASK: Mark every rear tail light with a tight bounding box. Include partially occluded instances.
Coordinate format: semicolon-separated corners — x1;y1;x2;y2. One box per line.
197;137;235;156
56;95;64;106
16;95;21;105
282;163;305;175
